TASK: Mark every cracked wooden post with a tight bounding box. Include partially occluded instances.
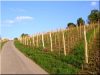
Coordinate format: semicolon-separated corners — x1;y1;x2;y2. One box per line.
62;30;66;56
50;32;53;52
84;25;88;64
42;33;45;48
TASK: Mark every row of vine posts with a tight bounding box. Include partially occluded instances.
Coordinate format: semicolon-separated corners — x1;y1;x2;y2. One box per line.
18;24;98;64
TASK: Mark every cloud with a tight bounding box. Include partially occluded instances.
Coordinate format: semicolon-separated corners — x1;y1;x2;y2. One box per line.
10;8;26;12
91;1;97;6
2;16;33;24
5;20;14;24
15;16;33;20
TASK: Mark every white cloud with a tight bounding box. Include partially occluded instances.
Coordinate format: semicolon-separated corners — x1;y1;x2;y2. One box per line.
7;20;14;24
15;16;33;20
2;20;14;24
2;16;33;25
91;1;97;6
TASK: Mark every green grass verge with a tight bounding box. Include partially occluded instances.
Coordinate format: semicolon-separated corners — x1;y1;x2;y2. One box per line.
0;41;7;50
14;40;80;74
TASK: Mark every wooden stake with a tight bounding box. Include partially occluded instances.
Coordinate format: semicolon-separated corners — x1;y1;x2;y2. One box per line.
84;25;88;64
24;37;26;45
50;32;53;52
55;33;57;46
42;33;45;48
62;31;66;56
37;34;38;47
94;28;96;38
32;35;35;46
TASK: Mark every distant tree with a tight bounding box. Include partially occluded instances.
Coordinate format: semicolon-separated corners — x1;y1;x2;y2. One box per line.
67;22;76;28
77;17;85;26
14;38;18;40
21;33;29;37
88;9;100;24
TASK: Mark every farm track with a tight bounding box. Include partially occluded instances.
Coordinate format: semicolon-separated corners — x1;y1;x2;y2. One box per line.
0;41;48;74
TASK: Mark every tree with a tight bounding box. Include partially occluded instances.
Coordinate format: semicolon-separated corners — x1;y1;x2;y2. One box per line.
67;22;76;28
14;38;18;40
88;9;100;24
21;33;29;37
77;17;85;26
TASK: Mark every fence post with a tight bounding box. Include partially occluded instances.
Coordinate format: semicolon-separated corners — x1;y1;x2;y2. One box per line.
37;34;39;47
50;32;53;52
42;33;45;48
94;27;96;38
62;30;66;56
55;33;57;46
84;25;88;64
26;37;28;46
32;35;35;47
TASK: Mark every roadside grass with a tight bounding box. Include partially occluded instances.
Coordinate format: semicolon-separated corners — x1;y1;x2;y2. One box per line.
0;41;8;51
14;40;80;74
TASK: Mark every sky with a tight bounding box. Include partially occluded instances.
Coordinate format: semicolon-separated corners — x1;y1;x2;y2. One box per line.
0;1;99;39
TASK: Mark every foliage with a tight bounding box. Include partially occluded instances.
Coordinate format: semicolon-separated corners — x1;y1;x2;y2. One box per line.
21;33;29;37
88;9;100;24
67;22;76;28
77;17;85;26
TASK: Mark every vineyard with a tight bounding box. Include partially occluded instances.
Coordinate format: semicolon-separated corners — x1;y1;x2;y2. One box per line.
14;23;100;74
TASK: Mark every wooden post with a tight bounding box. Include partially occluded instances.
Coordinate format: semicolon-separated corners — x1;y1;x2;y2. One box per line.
67;28;69;54
50;32;53;52
37;34;38;47
23;36;25;45
42;33;45;48
80;26;81;38
24;37;26;45
29;37;31;47
32;35;35;46
84;25;88;64
57;29;61;56
94;28;96;38
62;30;66;56
20;37;22;43
55;33;57;46
27;37;28;46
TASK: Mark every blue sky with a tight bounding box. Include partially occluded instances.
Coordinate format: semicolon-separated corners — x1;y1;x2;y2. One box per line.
0;1;99;39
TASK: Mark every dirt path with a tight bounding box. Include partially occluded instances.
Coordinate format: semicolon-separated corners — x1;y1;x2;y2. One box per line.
0;41;48;74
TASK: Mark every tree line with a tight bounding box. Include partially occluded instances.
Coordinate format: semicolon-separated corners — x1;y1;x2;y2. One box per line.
67;9;100;28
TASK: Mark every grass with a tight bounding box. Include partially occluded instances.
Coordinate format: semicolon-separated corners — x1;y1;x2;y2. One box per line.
0;41;7;50
14;40;79;74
